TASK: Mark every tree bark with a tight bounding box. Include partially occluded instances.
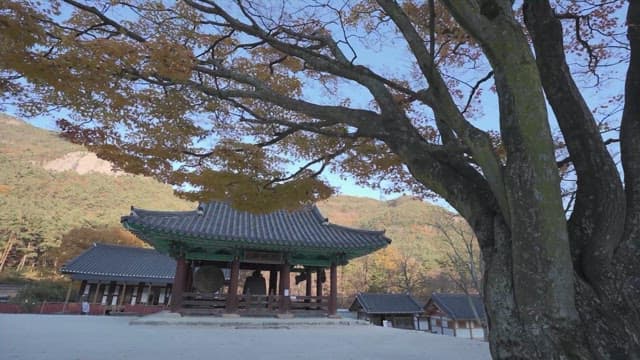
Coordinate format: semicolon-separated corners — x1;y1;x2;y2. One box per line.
436;2;640;358
441;1;586;357
518;2;640;358
523;0;625;289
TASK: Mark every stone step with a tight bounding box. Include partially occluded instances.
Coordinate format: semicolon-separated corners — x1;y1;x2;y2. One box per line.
129;311;369;328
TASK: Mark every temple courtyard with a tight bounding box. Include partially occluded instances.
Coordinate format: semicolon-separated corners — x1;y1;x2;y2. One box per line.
0;314;490;360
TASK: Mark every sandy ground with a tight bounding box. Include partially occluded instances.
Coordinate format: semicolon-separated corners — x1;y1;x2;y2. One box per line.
0;314;490;360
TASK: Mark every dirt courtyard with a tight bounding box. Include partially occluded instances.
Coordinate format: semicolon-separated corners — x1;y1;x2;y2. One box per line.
0;314;490;360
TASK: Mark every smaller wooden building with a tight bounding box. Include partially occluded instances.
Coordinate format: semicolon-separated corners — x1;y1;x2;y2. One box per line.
423;292;485;339
349;293;423;330
61;243;177;309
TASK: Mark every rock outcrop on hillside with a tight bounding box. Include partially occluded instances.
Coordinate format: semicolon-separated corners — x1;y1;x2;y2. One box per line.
43;151;123;176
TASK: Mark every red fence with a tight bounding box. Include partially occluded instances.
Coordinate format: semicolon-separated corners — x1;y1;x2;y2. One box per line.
0;303;22;313
0;302;167;315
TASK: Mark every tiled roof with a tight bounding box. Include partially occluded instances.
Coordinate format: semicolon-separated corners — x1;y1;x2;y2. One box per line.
349;293;423;314
429;293;486;320
61;243;175;283
122;202;391;252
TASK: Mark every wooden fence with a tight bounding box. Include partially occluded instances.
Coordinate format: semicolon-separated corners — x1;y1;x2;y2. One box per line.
180;293;330;315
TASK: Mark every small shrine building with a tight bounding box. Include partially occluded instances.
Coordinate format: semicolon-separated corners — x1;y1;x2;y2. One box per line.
121;202;391;316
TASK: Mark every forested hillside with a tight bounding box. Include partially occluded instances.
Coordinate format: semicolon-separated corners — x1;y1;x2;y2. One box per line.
0;114;194;273
0;114;471;299
317;196;464;301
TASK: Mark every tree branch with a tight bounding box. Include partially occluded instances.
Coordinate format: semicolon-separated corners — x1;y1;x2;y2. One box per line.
524;0;625;286
62;0;147;43
462;71;494;115
377;0;509;225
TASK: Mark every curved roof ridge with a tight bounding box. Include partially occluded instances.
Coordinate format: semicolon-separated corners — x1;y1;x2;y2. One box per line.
326;222;389;237
311;206;388;236
309;205;329;222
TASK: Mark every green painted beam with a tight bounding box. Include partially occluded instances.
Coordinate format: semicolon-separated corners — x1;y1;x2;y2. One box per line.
124;222;379;265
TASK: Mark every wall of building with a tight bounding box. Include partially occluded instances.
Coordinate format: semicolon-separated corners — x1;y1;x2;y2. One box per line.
390;316;416;330
78;281;172;306
356;312;417;330
424;317;485;339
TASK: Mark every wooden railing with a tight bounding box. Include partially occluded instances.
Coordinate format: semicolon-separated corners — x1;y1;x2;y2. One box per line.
180;293;330;314
237;294;280;312
182;292;226;309
289;296;329;311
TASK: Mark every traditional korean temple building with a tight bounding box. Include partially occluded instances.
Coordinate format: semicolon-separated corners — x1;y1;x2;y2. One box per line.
423;293;486;339
121;202;391;316
61;243;176;307
349;293;424;329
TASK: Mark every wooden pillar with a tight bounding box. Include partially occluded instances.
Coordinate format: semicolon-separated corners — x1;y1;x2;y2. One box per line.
165;284;172;306
62;281;73;314
119;283;127;306
106;282;116;305
278;267;284;296
129;286;137;305
146;283;152;304
328;262;337;316
77;280;88;301
453;319;457;337
135;283;144;305
268;270;278;295
316;269;323;306
305;270;312;303
279;261;290;313
469;320;474;339
225;256;240;313
185;261;193;293
93;282;101;304
170;255;187;312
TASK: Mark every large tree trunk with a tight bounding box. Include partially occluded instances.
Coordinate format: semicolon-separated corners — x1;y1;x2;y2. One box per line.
475;212;640;359
476;215;640;359
475;215;582;359
437;1;640;358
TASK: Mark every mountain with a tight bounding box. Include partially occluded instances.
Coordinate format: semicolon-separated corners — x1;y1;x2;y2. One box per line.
0;114;469;298
318;195;452;261
316;196;462;301
0;114;194;272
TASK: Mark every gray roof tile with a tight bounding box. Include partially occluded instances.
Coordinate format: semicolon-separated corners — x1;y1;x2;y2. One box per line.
61;243;175;282
122;202;391;251
349;293;423;314
429;293;486;320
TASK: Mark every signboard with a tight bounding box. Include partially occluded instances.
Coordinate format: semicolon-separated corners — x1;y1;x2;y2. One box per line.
243;250;283;264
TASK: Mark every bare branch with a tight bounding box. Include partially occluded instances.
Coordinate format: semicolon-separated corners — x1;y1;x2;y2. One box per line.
462;71;494;115
62;0;147;42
